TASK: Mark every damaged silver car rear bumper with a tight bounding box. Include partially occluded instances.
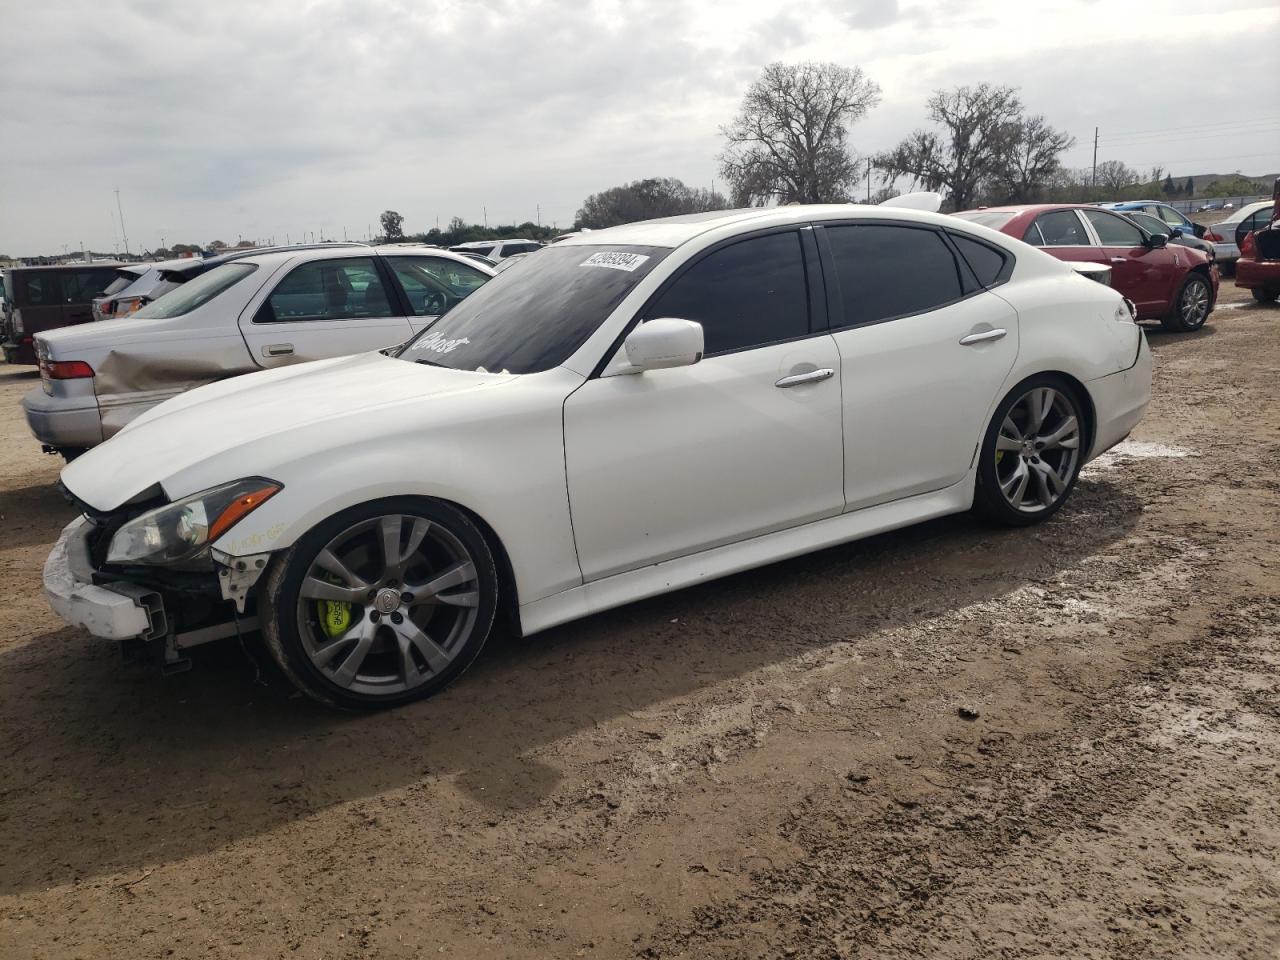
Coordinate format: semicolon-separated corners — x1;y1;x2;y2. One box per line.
43;516;168;641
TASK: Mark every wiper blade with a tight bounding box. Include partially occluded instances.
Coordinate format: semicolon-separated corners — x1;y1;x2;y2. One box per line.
415;357;448;368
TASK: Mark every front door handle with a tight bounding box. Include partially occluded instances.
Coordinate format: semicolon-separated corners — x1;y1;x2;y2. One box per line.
775;367;835;388
959;328;1007;346
263;343;294;357
1110;257;1127;264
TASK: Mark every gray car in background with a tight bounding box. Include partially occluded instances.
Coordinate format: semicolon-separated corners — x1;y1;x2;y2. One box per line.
23;244;493;459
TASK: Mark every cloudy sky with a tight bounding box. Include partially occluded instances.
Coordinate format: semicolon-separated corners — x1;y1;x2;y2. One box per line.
1;0;1276;255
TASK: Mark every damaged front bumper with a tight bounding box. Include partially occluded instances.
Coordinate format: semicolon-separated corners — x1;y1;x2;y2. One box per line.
44;516;168;640
44;515;271;656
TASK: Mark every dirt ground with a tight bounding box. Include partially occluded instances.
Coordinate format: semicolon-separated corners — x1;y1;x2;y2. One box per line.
1;282;1277;960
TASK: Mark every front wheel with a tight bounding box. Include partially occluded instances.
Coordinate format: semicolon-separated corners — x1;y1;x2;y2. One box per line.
973;377;1086;527
1161;274;1212;331
261;498;499;710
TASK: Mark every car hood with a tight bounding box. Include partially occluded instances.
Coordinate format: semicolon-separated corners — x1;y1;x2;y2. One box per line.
61;351;520;511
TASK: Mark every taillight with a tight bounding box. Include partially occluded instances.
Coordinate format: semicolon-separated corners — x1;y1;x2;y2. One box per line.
122;297;145;315
39;359;95;380
1241;231;1257;258
1202;229;1223;243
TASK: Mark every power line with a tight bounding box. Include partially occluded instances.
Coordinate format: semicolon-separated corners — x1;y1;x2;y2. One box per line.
1118;150;1278;169
1099;116;1280;144
1098;125;1280;149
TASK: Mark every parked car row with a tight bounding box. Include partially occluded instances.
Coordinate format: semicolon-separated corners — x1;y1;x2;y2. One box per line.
955;203;1219;332
43;203;1151;708
24;245;494;459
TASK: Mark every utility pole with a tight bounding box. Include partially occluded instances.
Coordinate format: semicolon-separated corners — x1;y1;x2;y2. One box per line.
537;204;541;227
866;161;872;203
483;206;488;229
1091;126;1099;189
114;188;130;255
80;240;86;262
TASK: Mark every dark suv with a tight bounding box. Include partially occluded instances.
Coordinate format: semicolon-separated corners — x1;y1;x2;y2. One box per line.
2;264;123;364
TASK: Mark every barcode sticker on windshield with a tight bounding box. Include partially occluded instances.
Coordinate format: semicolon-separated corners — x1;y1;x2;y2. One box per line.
580;252;650;272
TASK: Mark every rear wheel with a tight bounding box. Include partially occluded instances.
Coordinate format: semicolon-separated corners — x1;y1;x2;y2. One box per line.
974;376;1085;527
1161;274;1212;331
1251;287;1279;304
261;498;498;710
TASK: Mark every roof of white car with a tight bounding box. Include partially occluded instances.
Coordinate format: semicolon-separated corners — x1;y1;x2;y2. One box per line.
556;204;966;248
231;244;496;273
1218;200;1272;223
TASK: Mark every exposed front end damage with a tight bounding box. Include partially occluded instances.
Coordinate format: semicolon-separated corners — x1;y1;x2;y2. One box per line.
45;493;276;673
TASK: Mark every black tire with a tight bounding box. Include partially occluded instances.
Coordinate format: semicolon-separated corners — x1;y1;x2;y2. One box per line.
261;497;499;710
973;374;1087;527
1251;287;1279;304
1160;273;1212;331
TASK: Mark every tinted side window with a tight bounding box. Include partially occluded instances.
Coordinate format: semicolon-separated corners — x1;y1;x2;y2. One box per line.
949;233;1009;287
1157;205;1188;227
1082;210;1144;246
826;224;963;326
644;232;809;355
20;272;62;305
64;269;118;302
262;257;395;323
1032;210;1090;246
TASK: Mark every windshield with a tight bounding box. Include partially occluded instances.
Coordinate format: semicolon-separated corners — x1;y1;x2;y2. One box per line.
396;244;668;374
134;263;257;319
953;210;1018;230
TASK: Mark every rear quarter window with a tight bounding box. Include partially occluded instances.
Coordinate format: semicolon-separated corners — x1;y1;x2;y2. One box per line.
949;233;1011;287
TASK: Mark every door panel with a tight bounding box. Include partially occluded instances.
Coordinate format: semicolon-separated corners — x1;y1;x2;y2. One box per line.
833;293;1018;511
1081;208;1177;313
240;256;414;367
564;336;845;581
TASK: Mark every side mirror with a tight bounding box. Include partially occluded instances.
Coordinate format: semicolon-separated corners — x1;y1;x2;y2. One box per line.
623;317;704;371
1146;232;1169;248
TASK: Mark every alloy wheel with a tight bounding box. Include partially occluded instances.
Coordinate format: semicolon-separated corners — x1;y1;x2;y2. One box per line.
994;386;1081;514
1179;278;1210;328
295;514;481;697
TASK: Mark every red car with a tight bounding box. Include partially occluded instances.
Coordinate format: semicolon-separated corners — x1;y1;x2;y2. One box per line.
1234;177;1280;304
955;203;1219;332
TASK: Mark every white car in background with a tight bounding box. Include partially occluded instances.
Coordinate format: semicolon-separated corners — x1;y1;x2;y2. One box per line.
45;205;1150;710
449;239;542;261
24;245;493;458
1201;201;1275;270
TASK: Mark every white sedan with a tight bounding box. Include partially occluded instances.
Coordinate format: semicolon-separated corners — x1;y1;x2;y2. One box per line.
45;205;1151;709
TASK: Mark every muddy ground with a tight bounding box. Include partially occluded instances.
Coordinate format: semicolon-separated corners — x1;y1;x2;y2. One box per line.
0;283;1277;959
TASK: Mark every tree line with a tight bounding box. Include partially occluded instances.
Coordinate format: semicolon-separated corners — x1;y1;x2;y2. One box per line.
372;61;1272;236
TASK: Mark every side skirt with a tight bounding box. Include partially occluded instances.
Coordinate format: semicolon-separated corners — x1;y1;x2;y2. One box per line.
518;479;974;637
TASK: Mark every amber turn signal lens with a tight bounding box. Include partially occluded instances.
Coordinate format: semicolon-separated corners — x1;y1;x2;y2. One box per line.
208;484;282;542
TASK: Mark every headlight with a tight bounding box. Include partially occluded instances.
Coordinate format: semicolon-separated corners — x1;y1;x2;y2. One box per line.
1116;298;1137;323
106;478;282;567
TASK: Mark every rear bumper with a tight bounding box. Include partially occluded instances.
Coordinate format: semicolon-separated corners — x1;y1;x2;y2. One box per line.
22;386;104;449
1211;241;1240;264
1234;258;1280;290
44;517;166;641
1085;331;1152;461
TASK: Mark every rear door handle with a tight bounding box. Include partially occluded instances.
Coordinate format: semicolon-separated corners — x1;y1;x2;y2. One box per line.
775;367;835;388
1110;257;1127;264
958;328;1007;346
263;343;294;357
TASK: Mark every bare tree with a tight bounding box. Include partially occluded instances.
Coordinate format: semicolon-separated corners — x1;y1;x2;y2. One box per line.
719;62;881;205
576;178;727;229
1094;160;1139;196
990;114;1075;203
877;83;1023;211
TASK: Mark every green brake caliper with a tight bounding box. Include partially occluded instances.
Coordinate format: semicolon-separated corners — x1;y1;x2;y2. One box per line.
316;575;353;638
